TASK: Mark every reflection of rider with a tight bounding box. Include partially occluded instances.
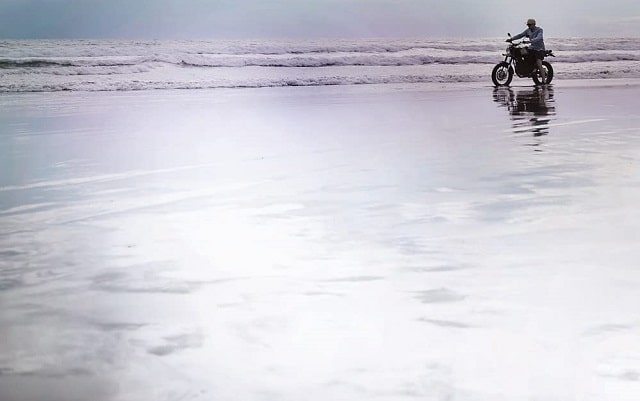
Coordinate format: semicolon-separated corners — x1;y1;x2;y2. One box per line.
507;18;547;84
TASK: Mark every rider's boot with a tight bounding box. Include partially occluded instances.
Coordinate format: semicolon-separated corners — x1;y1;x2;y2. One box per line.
536;60;547;84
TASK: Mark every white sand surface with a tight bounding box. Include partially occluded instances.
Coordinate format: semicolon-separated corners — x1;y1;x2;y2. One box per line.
1;82;640;401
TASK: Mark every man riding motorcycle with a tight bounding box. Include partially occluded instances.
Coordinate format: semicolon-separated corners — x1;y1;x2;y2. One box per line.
507;18;547;84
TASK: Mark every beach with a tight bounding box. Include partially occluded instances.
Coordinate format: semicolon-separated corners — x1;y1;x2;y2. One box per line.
1;80;640;401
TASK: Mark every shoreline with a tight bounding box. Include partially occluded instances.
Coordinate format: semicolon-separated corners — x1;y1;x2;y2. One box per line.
2;77;640;98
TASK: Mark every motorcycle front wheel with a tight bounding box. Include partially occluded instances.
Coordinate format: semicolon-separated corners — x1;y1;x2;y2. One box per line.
532;61;554;85
492;62;513;86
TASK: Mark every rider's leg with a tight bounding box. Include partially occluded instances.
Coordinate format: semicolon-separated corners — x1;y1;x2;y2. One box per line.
536;57;547;84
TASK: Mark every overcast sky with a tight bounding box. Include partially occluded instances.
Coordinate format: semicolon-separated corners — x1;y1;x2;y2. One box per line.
1;0;639;39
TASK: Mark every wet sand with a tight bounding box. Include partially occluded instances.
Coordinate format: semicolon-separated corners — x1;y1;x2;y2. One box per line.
1;82;640;401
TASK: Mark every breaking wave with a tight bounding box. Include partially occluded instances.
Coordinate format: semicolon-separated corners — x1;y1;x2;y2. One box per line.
2;38;640;92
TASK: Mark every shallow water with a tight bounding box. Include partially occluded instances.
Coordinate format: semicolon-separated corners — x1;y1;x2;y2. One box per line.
1;83;640;401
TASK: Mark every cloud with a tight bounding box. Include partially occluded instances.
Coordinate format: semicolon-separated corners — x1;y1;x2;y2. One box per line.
0;0;638;38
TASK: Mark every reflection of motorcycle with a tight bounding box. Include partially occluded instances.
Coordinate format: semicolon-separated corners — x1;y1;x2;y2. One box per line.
493;86;555;137
492;33;555;86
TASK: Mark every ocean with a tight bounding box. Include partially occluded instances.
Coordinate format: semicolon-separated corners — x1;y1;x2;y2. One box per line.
2;37;640;92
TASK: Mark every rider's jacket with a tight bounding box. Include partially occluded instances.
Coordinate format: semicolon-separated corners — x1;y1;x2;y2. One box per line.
511;26;545;51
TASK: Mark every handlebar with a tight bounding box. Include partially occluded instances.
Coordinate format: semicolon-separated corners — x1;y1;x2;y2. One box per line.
506;33;529;45
506;38;530;45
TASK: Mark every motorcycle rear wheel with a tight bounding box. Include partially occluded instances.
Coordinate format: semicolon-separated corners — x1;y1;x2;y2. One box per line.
532;61;554;85
492;62;513;86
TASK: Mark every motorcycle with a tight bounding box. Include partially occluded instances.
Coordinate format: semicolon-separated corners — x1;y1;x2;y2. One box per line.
491;33;555;86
